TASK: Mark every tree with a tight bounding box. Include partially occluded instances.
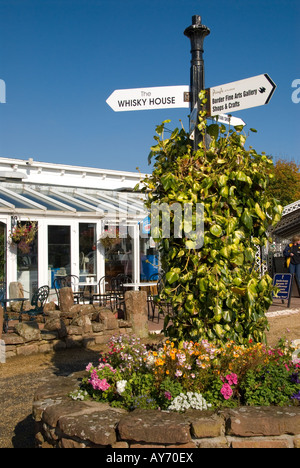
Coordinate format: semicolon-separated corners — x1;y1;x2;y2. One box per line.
140;95;283;345
268;159;300;207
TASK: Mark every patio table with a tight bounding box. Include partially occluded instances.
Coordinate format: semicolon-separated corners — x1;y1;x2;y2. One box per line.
78;281;98;304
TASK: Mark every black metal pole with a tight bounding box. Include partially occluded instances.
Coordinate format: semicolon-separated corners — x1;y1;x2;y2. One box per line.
184;15;210;150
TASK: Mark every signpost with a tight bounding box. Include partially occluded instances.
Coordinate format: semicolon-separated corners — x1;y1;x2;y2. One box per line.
106;85;190;112
272;273;293;308
207;74;276;117
106;16;277;152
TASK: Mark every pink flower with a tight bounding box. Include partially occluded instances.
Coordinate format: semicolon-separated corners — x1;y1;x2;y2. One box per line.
164;391;172;400
221;383;233;400
88;370;111;391
86;363;93;372
226;373;238;385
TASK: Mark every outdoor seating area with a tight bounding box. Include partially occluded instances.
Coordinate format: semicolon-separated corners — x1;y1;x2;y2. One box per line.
1;284;50;333
0;273;168;335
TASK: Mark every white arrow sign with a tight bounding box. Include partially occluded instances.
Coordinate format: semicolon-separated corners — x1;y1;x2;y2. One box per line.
211;114;246;127
106;85;190;112
208;73;276;116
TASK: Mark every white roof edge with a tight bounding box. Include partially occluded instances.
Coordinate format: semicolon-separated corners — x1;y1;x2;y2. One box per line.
0;156;148;179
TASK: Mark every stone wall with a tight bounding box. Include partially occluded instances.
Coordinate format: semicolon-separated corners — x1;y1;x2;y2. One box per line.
2;304;132;359
2;289;151;359
33;372;300;449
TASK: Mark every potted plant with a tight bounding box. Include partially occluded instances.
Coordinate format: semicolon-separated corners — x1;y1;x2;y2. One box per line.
10;221;38;254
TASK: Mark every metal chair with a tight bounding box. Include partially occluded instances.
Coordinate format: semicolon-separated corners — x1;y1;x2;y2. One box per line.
149;274;172;323
65;275;84;304
54;275;84;306
111;274;132;319
92;276;114;309
24;285;50;320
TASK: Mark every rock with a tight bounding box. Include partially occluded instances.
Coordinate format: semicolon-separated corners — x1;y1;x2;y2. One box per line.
44;317;67;338
9;281;24;299
71;315;92;334
99;308;118;330
15;321;41;342
124;291;148;338
186;409;224;438
43;302;57;314
59;287;74;312
58;408;122;446
118;409;191;444
225;407;300;437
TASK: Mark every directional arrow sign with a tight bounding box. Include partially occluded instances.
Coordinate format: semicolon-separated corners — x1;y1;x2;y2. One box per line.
106;85;190;112
207;73;276;117
211;114;246;127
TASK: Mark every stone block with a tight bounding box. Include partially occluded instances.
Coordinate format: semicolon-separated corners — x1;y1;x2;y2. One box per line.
225;407;300;437
71;314;92;334
230;436;294;449
118;409;191;444
58;409;121;446
15;321;41;342
9;281;24;298
59;287;74;312
186;409;224;438
99;308;118;330
16;343;39;356
124;291;148;338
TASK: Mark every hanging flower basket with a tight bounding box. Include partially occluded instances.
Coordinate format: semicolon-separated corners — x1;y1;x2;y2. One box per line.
10;221;38;254
99;227;120;249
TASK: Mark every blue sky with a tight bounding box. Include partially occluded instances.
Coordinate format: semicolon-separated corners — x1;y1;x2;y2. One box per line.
0;0;299;174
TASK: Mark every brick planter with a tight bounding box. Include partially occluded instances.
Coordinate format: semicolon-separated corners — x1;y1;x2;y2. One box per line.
33;372;300;449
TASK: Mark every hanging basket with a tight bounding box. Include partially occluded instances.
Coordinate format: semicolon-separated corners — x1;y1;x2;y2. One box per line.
10;221;38;254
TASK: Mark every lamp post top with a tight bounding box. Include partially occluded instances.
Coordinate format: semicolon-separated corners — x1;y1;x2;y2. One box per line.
184;15;210;41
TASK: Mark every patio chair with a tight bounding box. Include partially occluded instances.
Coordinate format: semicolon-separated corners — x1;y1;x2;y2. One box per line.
111;274;132;319
65;275;84;304
26;285;50;319
92;276;114;309
54;275;83;307
148;274;172;323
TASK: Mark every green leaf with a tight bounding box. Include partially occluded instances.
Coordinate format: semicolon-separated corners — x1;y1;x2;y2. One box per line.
166;271;180;285
207;124;219;139
254;202;266;221
241;209;253;230
234;124;245;132
214;324;225;339
210;224;223;237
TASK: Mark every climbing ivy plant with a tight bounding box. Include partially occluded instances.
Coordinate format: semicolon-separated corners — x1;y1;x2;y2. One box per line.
140;94;283;345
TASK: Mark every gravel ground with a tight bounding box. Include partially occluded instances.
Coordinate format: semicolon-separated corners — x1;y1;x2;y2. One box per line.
0;312;299;449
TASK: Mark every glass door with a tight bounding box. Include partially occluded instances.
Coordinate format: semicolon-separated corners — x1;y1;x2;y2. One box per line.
0;222;6;291
16;221;38;296
48;225;71;288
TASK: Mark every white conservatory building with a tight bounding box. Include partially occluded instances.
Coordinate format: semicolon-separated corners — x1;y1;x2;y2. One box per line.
0;157;158;301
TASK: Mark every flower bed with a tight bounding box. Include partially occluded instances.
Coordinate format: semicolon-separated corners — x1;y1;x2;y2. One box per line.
70;335;300;411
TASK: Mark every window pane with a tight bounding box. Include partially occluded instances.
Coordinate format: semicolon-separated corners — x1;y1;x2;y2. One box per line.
48;225;70;288
17;221;38;296
79;223;97;280
102;226;133;281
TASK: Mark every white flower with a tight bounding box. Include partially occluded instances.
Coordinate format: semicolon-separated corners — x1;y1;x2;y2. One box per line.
168;392;211;412
116;380;127;395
